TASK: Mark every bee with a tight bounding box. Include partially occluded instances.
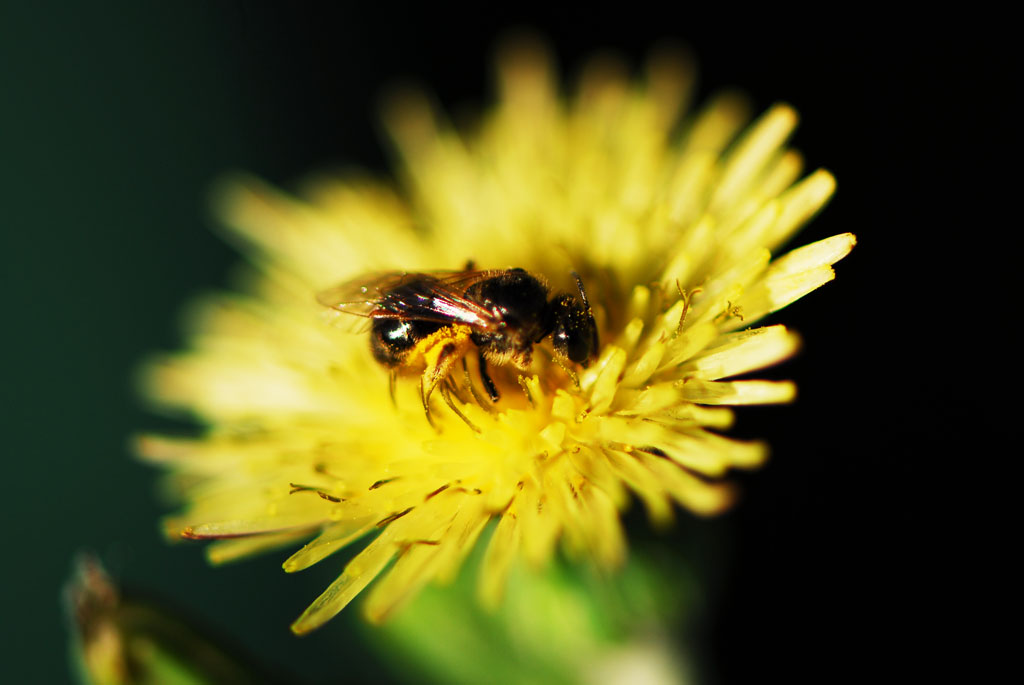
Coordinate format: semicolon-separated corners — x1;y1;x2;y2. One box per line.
317;267;598;426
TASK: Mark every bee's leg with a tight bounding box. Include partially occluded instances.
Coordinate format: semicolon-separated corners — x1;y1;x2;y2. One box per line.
420;340;465;429
440;382;480;433
416;326;475;429
419;375;438;430
462;356;495;411
388;369;398;406
478;351;500;402
444;374;469;405
422;342;459;401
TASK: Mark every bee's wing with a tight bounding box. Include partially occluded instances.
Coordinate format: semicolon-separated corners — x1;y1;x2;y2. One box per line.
318;308;375;333
432;269;510;289
316;270;505;332
315;271;412;317
381;276;504;331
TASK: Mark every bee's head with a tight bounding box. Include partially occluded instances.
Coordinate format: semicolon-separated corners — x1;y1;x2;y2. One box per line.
549;273;598;367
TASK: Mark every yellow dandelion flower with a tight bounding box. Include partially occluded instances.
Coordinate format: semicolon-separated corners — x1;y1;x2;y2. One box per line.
137;42;854;635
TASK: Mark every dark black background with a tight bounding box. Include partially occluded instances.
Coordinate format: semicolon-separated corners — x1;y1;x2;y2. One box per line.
2;4;1000;683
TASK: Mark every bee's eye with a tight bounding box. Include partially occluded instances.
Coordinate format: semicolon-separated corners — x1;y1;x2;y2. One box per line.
561;322;595;365
565;330;593;365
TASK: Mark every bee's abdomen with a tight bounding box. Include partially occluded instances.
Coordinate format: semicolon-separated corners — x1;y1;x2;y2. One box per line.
370;318;445;366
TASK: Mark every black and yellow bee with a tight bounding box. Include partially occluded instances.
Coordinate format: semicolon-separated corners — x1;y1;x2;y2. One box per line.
317;267;598;425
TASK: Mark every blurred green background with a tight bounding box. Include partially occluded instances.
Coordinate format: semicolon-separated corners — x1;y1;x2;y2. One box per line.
2;4;1000;683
